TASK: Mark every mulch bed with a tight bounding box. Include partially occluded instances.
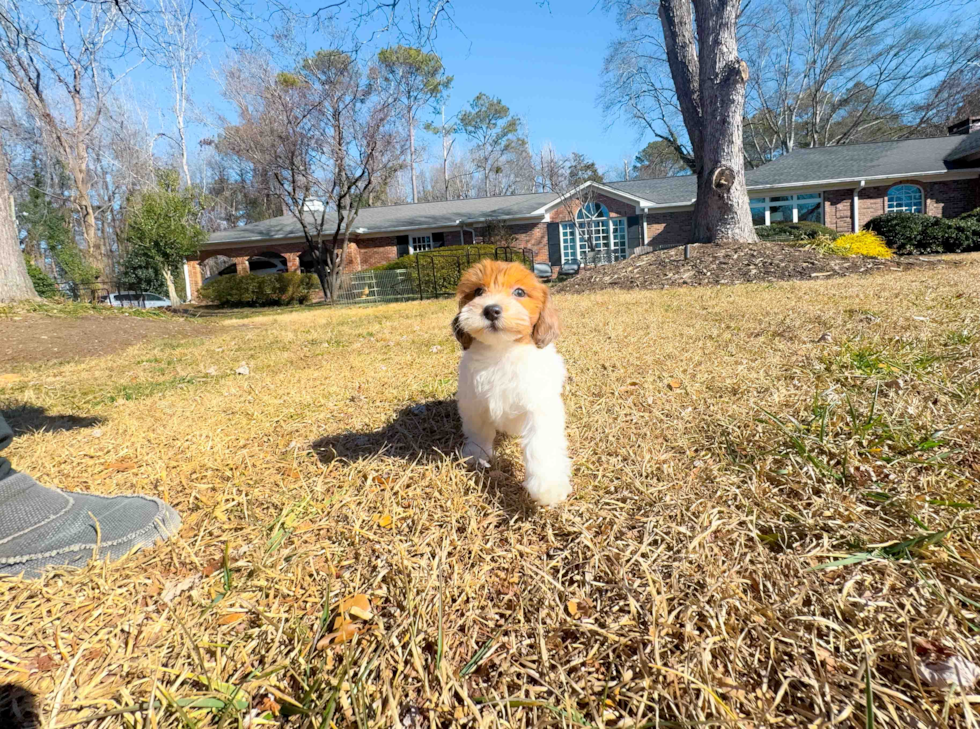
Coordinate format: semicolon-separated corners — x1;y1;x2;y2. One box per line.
552;240;946;294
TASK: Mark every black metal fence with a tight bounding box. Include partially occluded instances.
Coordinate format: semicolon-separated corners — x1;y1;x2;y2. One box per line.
411;246;536;300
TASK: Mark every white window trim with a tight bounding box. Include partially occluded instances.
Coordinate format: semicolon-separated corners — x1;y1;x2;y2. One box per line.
750;193;823;226
559;215;628;265
409;234;433;254
885;184;925;214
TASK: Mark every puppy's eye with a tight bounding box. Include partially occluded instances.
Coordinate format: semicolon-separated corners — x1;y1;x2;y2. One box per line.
513;288;526;298
473;287;485;297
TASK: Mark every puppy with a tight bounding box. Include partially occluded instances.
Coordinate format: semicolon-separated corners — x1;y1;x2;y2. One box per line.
452;260;572;506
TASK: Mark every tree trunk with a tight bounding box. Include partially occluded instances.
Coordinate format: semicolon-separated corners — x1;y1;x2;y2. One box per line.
162;268;180;306
409;109;417;204
0;138;39;303
660;0;757;244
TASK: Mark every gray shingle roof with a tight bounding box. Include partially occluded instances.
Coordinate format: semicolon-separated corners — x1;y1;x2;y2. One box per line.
207;191;558;245
207;131;980;246
605;176;697;205
946;131;980;162
745;132;980;188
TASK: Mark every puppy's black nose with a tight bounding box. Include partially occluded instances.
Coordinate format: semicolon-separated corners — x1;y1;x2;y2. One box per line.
483;304;502;322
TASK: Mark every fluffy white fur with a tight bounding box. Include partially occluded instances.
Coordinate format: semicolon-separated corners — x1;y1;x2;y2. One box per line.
457;339;572;506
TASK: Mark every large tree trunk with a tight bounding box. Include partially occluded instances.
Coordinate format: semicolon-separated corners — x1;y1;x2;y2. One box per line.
0;138;39;303
660;0;757;244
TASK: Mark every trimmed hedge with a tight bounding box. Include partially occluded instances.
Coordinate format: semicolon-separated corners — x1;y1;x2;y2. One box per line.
755;221;839;241
372;244;531;295
199;272;319;306
958;207;980;223
864;212;980;255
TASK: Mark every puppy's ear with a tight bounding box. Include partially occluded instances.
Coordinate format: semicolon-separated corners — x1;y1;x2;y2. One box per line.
532;300;560;348
452;314;473;350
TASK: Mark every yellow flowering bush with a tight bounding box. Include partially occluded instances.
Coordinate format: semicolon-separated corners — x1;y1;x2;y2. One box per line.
820;231;894;259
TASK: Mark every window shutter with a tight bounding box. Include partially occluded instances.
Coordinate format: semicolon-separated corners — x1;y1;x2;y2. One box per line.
627;216;641;253
432;232;445;248
396;235;410;257
547;223;561;266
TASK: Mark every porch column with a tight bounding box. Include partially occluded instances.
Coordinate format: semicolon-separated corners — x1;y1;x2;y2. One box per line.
284;252;300;272
235;257;250;275
186;259;203;301
852;180;865;234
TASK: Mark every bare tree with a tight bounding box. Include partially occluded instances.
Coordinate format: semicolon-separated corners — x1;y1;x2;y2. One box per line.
153;0;205;187
423;103;457;200
741;0;980;163
221;50;403;300
0;0;142;275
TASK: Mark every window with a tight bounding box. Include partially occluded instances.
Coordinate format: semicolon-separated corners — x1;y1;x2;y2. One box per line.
886;185;923;214
750;193;824;225
410;235;433;253
559;203;630;265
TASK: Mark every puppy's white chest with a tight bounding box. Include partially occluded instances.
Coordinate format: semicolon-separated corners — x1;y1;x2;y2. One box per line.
459;343;566;432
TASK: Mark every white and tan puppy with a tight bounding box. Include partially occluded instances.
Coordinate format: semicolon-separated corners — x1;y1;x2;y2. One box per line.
452;260;572;506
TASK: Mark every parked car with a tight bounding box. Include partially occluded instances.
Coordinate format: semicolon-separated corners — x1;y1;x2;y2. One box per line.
106;292;172;309
203;256;287;284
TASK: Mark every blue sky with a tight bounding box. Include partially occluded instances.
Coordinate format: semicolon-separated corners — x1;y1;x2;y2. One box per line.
124;0;641;181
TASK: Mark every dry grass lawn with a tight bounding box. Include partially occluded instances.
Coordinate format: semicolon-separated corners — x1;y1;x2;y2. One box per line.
1;260;980;728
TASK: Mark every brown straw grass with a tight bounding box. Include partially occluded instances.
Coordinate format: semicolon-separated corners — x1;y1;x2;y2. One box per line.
1;257;979;727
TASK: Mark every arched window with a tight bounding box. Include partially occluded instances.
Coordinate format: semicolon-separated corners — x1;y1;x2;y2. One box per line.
576;202;609;220
887;184;923;214
560;202;627;265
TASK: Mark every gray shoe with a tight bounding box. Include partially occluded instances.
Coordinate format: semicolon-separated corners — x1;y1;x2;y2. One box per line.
0;472;181;579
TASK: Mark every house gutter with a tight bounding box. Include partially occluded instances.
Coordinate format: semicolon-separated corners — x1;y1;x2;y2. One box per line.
183;261;192;302
853;180;865;234
457;220;478;245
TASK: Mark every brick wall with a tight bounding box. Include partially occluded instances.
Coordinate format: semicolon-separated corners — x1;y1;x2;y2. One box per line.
470;222;550;262
548;192;636;222
824;178;980;233
645;211;693;248
356;236;400;269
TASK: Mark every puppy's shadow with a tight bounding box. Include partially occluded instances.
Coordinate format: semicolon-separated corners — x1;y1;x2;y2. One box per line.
312;399;534;517
0;683;40;729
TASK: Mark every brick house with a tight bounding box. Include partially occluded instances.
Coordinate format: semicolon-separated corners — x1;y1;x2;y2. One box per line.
185;119;980;300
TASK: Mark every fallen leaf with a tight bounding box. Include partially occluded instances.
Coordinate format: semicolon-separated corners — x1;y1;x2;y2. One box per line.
667;379;682;391
205;366;218;376
567;600;579;617
257;694;281;716
339;594;373;620
29;654;57;672
218;613;248;625
816;332;832;343
916;655;980;689
161;573;202;604
378;514;393;529
203;558;224;576
107;461;137;472
316;622;362;648
236;364;250;375
284;467;301;479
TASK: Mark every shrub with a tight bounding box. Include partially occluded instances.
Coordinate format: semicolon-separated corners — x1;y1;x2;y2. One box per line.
865;212;980;254
24;256;59;298
755;221;839;241
821;231;893;259
958;207;980;223
199;272;319;306
372;244;531;295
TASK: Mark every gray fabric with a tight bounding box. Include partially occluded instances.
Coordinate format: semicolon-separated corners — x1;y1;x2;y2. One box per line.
0;472;181;578
0;413;12;481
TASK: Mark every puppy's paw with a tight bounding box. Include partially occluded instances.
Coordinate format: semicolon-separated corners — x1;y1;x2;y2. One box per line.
524;474;572;507
461;440;492;469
